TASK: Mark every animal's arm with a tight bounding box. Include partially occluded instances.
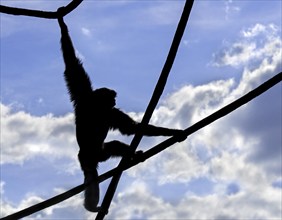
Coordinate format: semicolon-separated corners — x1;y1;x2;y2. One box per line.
140;124;183;137
110;108;139;135
58;15;93;103
111;108;185;137
58;16;76;67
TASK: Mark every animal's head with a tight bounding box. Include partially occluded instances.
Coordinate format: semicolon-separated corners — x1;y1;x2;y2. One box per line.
92;88;117;108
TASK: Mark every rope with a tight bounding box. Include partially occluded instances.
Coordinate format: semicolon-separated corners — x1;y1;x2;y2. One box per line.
1;72;281;220
0;0;83;18
95;1;195;219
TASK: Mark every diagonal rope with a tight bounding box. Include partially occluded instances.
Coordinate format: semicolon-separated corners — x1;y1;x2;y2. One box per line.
1;72;281;220
0;0;83;18
95;1;194;219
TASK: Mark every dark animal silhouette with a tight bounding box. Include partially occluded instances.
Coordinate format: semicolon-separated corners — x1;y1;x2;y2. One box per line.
57;10;184;212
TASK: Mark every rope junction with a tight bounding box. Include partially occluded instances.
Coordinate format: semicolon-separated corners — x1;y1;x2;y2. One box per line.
1;1;281;219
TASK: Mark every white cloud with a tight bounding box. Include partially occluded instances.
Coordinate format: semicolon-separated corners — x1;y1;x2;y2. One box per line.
241;23;278;38
103;177;281;220
1;194;44;219
212;23;281;67
0;186;85;219
0;104;77;165
104;180;178;220
1;174;281;220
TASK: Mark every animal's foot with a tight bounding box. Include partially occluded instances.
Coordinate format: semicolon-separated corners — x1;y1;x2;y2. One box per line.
131;150;145;162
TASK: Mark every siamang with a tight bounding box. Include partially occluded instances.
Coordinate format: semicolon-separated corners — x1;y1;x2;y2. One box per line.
57;9;185;212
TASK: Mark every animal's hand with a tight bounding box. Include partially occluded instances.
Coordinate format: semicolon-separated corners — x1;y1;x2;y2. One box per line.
57;7;67;30
57;7;67;17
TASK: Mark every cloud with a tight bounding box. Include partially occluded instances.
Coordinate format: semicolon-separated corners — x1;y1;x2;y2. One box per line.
0;186;85;219
212;23;281;67
100;176;281;220
241;23;278;38
1;195;44;219
1;172;281;220
0;104;77;165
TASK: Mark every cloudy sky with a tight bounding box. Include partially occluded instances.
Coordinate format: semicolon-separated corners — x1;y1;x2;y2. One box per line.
1;0;281;219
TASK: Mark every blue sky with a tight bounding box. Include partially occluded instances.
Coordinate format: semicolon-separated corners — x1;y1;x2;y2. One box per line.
1;0;281;219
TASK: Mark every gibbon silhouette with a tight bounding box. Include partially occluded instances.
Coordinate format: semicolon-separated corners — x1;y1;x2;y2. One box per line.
57;9;184;212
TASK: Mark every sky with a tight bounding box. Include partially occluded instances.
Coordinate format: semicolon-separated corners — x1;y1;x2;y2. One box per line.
0;0;281;219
